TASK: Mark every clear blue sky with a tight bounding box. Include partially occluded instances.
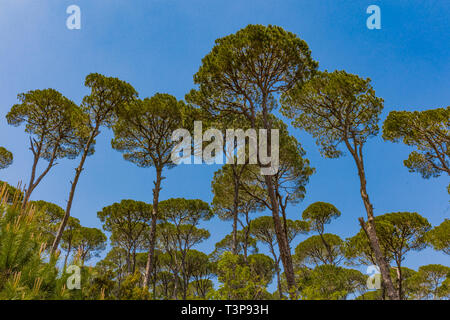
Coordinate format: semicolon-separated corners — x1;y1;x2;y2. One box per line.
0;0;449;282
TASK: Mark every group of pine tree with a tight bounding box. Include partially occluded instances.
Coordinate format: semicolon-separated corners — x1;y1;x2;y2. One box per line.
0;25;448;300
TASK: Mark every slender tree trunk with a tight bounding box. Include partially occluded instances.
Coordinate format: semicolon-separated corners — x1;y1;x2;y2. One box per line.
132;247;137;274
63;240;72;269
23;138;60;209
126;251;132;274
263;175;295;292
22;137;42;208
279;201;290;245
182;265;188;299
346;141;398;300
270;246;283;299
172;268;179;300
318;232;334;265
259;111;296;296
23;155;38;208
179;251;188;299
395;262;403;300
231;172;240;255
243;221;250;263
51;129;97;255
143;166;163;288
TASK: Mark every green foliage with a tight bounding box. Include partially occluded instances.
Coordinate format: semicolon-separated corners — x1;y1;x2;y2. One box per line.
390;267;418;300
0;194;62;299
98;200;152;272
247;253;276;284
31;200;66;245
112;93;185;169
409;264;450;300
426;219;450;255
355;290;383;300
6;89;84;161
295;234;345;267
212;231;258;260
302;202;340;234
211;164;264;222
251;216;308;246
281;70;383;158
73;227;107;264
0;147;13;170
96;247;128;288
82;73;138;130
159;198;213;225
187;24;317;120
116;272;151;300
211;252;271;300
382;106;450;179
377;212;431;259
346;212;431;267
298;265;367;300
0;181;24;204
184;250;215;299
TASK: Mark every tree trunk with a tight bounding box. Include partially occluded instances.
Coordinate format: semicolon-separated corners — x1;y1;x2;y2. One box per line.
126;250;132;275
275;265;283;299
23;138;60;209
51;129;97;255
22;137;42;208
132;247;137;274
395;263;403;300
172;268;179;300
270;246;283;299
318;232;334;265
348;142;398;300
231;171;240;255
23;155;38;208
143;167;163;288
63;239;72;269
243;220;250;263
259;112;296;296
263;175;296;293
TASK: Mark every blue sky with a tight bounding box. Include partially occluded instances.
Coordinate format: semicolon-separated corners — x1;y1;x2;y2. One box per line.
0;0;449;285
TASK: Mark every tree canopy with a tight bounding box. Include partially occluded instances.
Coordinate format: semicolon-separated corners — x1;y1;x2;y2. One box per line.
383;107;450;181
0;147;13;170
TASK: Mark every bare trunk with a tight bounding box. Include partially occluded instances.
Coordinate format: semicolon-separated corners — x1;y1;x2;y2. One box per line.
126;250;132;274
318;232;334;265
270;246;283;299
63;240;72;269
23;153;39;208
23;138;60;209
172;268;180;300
243;221;250;263
231;173;240;255
343;137;398;300
51;130;96;255
143;167;163;288
395;262;403;300
263;175;295;294
132;247;137;274
260;109;296;296
182;262;188;299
